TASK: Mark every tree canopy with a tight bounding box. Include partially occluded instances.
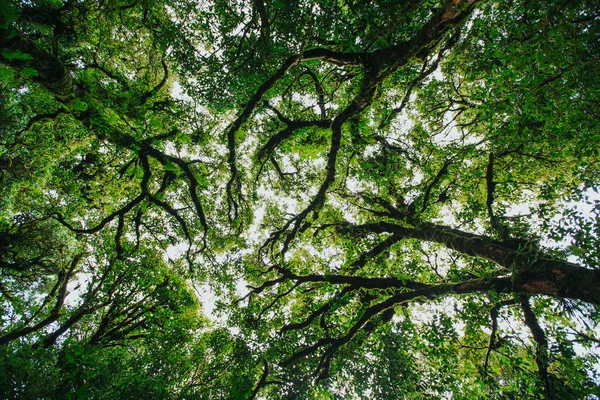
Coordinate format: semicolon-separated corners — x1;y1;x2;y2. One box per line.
1;0;600;398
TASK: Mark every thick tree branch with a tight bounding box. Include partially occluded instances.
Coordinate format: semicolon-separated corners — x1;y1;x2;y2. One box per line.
338;220;600;304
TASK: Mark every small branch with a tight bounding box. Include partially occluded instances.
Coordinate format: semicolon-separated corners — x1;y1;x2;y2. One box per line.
256;282;300;320
13;109;66;142
250;359;272;400
252;0;271;48
0;254;82;345
280;287;353;333
303;66;327;120
54;149;152;235
520;295;552;399
486;152;498;230
483;299;516;376
348;233;404;273
139;57;169;105
421;159;451;212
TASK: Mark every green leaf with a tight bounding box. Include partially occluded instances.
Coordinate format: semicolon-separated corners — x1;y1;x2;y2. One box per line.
273;0;286;9
0;67;15;80
164;162;178;172
0;0;18;29
20;67;38;77
1;49;33;61
72;99;89;112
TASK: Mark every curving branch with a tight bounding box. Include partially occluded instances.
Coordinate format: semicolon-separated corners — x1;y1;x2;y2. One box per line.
281;284;454;371
139;57;169;105
249;359;283;400
302;66;327;120
257;111;331;163
0;254;82;345
12;109;67;143
483;299;517;376
87;58;130;89
54;149;152;234
347;232;404;273
225;48;364;224
259;0;483;259
421;159;451;212
262;89;375;258
54;192;146;235
280;287;353;334
143;147;209;249
520;295;552;398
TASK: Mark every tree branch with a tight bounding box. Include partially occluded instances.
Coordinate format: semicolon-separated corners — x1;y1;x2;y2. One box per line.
520;295;552;399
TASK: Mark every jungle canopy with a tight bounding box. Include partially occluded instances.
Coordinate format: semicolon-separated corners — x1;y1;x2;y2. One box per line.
1;0;600;398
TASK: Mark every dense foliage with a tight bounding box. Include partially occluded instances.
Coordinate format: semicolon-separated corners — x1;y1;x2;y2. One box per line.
1;0;600;398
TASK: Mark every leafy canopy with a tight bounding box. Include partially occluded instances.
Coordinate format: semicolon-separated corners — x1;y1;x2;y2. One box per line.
1;0;600;398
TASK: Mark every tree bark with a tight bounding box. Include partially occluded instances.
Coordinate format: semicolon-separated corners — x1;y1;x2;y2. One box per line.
341;221;600;305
